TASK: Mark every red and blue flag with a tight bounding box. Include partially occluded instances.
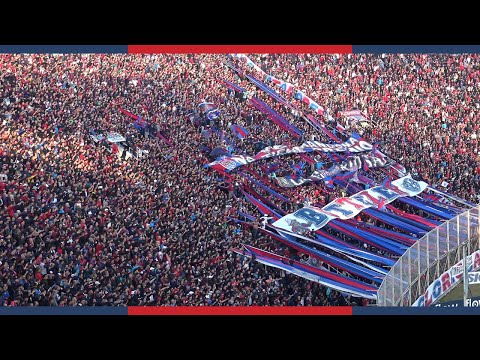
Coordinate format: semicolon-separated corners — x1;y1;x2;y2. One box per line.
229;124;250;139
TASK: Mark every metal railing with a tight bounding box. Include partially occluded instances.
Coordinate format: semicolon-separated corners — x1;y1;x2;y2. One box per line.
377;205;480;306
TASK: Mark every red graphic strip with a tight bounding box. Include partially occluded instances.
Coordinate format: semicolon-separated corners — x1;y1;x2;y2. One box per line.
128;306;352;315
128;45;352;54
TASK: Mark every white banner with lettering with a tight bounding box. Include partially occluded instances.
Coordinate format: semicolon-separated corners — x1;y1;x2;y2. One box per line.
206;134;373;172
413;250;480;306
232;54;325;115
272;175;428;234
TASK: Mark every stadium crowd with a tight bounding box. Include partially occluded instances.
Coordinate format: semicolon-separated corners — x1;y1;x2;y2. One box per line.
0;52;479;306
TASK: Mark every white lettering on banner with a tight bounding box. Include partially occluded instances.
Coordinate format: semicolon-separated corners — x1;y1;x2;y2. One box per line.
364;154;388;168
273;175;428;234
219;159;238;171
233;54;324;115
340;110;369;124
450;266;463;278
351;191;377;207
206;135;375;172
342;138;373;153
276;177;309;188
369;186;401;202
434;297;480;307
272;207;334;235
413;250;480;306
277;154;389;188
466;298;480;306
106;132;126;143
468;271;480;285
322;197;366;220
391;175;428;197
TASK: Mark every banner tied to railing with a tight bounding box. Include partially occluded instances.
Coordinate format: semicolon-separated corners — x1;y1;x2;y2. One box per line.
413;250;480;307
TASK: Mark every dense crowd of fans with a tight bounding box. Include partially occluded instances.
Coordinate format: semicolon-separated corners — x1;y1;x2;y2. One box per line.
0;53;478;306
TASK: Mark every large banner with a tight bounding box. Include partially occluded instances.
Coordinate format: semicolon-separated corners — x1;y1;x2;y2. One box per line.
468;272;480;285
106;132;126;143
272;175;429;234
205;134;373;172
340;110;369;126
413;250;480;307
206;155;254;172
255;136;373;161
276;176;310;188
232;54;325;116
276;153;389;188
90;131;126;143
272;206;336;235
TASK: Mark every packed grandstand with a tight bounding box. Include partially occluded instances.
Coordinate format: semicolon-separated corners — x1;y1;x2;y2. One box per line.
1;53;479;306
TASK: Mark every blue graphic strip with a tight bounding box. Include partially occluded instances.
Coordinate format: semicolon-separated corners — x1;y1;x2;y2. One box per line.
353;45;480;54
0;45;128;54
0;307;128;315
354;307;480;315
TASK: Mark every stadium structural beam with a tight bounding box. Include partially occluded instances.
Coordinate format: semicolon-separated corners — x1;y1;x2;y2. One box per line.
408;251;412;306
436;227;440;282
463;243;468;307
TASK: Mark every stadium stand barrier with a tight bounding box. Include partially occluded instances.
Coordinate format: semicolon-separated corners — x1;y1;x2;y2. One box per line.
377;205;480;306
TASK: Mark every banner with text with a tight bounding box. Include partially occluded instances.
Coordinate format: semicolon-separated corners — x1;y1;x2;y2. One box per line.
413;250;480;307
205;135;373;172
273;175;429;234
232;54;325;116
276;153;389;188
340;109;369;125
